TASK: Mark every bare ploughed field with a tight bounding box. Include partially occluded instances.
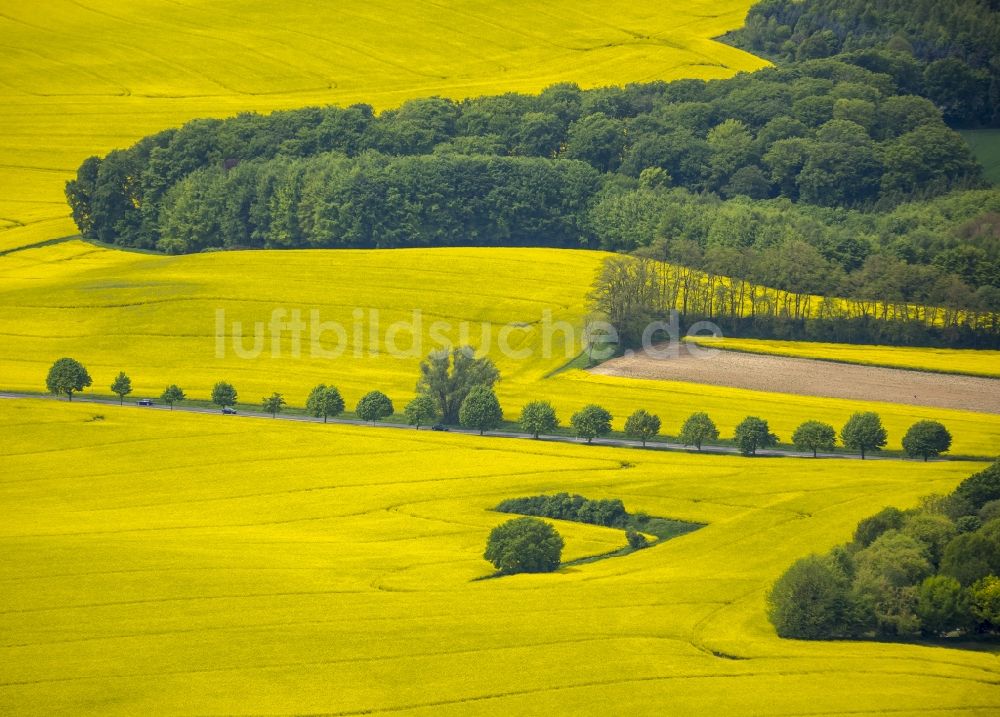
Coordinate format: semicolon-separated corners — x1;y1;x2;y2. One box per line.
589;346;1000;414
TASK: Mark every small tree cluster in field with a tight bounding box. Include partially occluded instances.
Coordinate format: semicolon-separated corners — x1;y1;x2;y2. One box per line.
768;459;1000;641
491;493;702;569
626;529;649;550
496;493;628;528
484;517;563;575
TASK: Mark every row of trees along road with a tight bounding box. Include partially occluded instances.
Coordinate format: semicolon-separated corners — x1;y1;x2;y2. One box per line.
44;355;955;460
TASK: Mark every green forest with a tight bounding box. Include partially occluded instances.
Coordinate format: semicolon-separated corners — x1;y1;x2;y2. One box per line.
728;0;1000;127
65;0;1000;344
769;460;1000;641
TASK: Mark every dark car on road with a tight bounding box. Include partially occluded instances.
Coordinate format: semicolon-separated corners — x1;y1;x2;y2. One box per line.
136;398;153;406
221;407;237;415
431;423;448;431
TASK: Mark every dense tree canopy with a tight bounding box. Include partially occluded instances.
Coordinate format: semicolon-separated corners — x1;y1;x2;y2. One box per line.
729;0;1000;127
68;57;985;256
767;554;856;639
63;6;1000;345
587;193;1000;349
769;460;1000;641
496;493;628;528
590;188;1000;301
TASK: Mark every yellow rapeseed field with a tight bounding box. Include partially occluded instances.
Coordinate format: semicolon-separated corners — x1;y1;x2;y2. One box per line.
2;4;998;713
2;242;999;455
0;399;996;715
0;0;766;250
687;337;1000;378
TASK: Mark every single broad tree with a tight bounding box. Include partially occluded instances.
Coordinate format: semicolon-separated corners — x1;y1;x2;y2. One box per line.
211;381;238;410
902;420;952;461
306;384;345;423
624;409;661;447
160;384;185;410
110;371;132;405
767;554;854;639
415;347;500;424
969;575;1000;627
916;575;970;636
518;400;558;439
571;404;613;444
792;420;836;458
404;393;438;429
46;357;92;401
356;390;394;424
678;412;718;450
459;386;503;435
734;416;778;456
841;411;888;460
262;392;285;418
484;517;564;574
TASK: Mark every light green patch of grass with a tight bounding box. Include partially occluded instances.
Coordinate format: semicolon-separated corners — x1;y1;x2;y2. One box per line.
962;129;1000;185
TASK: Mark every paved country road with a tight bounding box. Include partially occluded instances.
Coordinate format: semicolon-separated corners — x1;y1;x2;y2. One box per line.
0;391;930;462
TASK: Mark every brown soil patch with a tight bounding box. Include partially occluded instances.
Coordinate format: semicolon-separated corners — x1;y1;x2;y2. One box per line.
589;346;1000;415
